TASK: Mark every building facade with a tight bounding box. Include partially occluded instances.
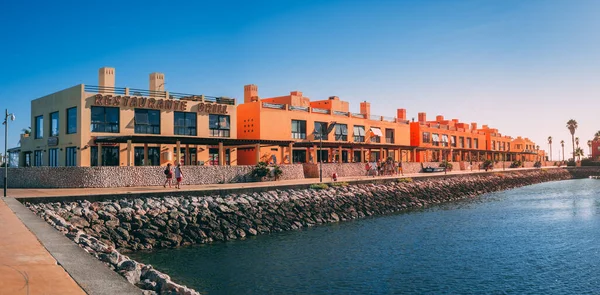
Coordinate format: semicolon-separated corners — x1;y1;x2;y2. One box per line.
19;67;238;167
236;85;412;165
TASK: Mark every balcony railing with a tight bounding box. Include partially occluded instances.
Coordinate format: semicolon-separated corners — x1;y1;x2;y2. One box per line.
263;102;286;109
84;85;235;105
289;105;309;112
312;108;330;114
333;110;349;116
352;113;366;118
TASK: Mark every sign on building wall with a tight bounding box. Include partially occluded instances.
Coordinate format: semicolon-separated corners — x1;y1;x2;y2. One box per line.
92;94;228;114
48;137;58;146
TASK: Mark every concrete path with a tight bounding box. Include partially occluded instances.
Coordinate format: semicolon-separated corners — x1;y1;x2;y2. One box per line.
7;166;557;199
0;198;85;295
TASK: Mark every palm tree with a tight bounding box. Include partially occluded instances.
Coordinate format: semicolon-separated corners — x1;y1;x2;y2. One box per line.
595;131;600;140
566;119;578;162
575;137;580;149
588;140;593;158
547;136;553;161
560;140;565;161
575;147;584;161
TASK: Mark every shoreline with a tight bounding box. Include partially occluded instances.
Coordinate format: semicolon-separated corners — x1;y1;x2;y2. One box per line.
22;167;600;294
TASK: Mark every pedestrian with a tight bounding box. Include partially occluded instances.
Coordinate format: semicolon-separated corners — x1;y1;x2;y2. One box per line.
398;161;404;176
174;163;184;189
163;163;173;188
365;162;371;176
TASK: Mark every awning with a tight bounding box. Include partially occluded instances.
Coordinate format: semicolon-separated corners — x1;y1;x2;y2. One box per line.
370;127;383;137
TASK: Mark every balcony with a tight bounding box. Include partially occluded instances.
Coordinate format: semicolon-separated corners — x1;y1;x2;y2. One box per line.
84;85;235;105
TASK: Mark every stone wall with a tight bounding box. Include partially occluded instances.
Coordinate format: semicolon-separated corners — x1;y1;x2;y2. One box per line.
2;165;305;188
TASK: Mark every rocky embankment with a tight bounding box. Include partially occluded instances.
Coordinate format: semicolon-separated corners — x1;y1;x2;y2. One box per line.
25;168;600;294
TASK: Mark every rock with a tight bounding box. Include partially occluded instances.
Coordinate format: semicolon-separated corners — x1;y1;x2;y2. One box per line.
69;216;90;228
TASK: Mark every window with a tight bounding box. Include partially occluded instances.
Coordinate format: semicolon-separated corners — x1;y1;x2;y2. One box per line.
66;147;77;166
432;133;440;146
48;148;58;167
67;107;77;134
385;129;394;143
492;140;496;150
314;122;328;140
24;153;31;167
423;132;431;143
451;136;457;147
459;137;465;148
474;138;479;149
353;125;365;142
35;116;43;139
335;124;348;141
134;109;160;134
292;150;307;163
90;146;120;166
134;147;160;166
209;148;230;165
174;112;197;136
467;138;472;148
507;143;510;151
34;150;43;166
442;135;449;147
209;115;230;137
370;128;381;143
50;112;59;136
291;120;307;139
91;106;119;133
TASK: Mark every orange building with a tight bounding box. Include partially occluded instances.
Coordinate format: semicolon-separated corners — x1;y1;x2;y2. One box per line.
510;137;540;162
236;85;412;165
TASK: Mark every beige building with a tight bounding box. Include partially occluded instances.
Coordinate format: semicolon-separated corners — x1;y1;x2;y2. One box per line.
19;67;243;167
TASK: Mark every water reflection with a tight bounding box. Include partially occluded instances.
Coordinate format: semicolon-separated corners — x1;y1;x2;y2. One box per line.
131;179;600;295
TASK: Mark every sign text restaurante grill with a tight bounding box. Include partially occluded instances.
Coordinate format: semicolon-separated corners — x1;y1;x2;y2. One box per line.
92;94;228;114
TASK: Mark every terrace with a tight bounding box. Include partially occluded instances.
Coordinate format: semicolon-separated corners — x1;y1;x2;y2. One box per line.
260;102;410;124
84;85;236;105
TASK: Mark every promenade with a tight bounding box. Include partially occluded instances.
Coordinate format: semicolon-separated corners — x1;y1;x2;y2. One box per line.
0;166;557;294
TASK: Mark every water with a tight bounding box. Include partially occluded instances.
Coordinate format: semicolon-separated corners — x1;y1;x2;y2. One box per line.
130;179;600;294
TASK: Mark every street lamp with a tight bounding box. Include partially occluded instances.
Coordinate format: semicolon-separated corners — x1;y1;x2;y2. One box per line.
3;109;15;197
312;129;324;182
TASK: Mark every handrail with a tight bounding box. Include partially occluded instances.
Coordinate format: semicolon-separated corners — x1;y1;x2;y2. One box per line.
289;105;309;112
84;85;235;104
263;102;286;109
312;108;329;114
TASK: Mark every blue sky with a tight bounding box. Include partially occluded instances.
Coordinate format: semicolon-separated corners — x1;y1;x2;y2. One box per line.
1;0;599;159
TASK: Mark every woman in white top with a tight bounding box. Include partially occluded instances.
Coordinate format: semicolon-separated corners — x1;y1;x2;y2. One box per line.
174;163;184;189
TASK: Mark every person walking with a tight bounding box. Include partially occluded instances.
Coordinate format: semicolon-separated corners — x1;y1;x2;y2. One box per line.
163;163;173;188
174;163;184;189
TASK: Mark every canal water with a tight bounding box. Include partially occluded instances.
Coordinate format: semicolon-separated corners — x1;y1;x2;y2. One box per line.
130;179;600;294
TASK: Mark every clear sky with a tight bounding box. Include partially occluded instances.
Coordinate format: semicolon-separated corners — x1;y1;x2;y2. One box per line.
1;0;599;160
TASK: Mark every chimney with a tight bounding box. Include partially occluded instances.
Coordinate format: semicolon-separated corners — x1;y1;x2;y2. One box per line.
360;101;371;118
471;122;477;130
98;67;115;88
452;119;459;123
244;84;258;103
397;108;406;121
149;72;165;92
418;112;427;123
436;115;444;122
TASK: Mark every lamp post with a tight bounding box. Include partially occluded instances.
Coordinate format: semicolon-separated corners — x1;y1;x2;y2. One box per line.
313;130;323;183
3;109;16;197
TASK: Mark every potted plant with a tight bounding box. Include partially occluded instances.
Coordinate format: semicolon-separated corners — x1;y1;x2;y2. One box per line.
251;162;270;181
272;165;283;180
439;160;453;172
22;127;31;137
482;160;494;171
533;161;542;168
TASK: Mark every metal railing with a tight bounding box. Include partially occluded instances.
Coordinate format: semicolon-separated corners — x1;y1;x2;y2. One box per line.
352;113;366;118
312;108;330;114
333;110;349;116
369;115;381;121
381;116;395;122
289;105;309;112
84;85;126;95
84;85;235;105
263;102;285;109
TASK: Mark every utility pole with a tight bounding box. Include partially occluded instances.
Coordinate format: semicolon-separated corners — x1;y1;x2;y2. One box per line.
4;109;16;197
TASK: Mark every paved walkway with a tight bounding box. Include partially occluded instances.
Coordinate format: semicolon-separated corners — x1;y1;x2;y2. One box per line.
0;198;85;295
8;166;556;199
